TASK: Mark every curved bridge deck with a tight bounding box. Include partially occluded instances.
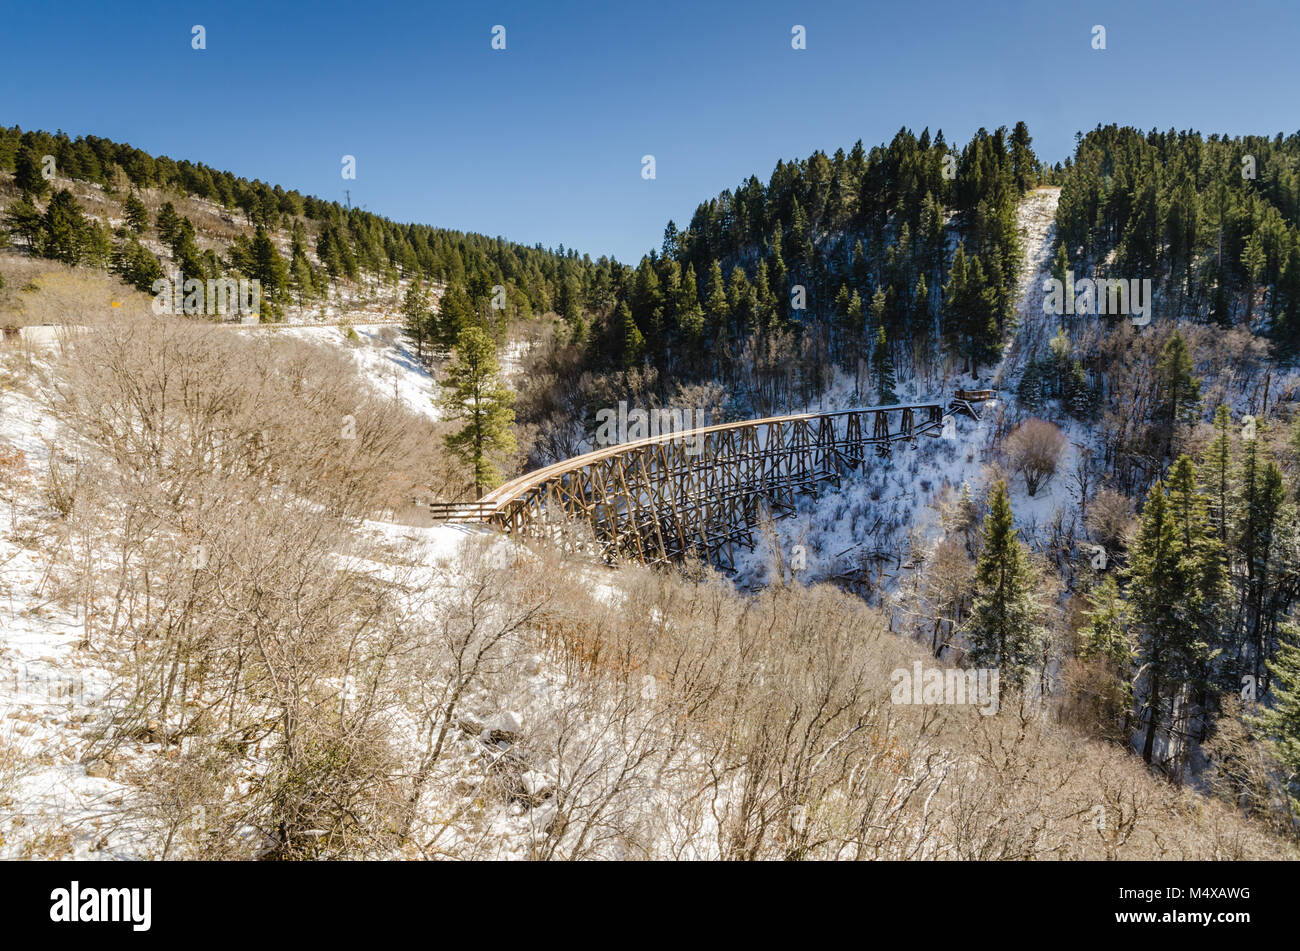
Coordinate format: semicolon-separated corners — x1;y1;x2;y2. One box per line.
443;402;950;568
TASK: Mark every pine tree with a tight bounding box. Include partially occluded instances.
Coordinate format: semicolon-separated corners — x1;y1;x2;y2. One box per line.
1275;243;1300;353
1010;121;1037;193
156;201;181;246
3;197;44;250
912;273;931;350
677;263;705;362
942;244;968;366
1051;243;1069;287
290;249;315;307
868;285;887;336
42;189;87;264
1166;455;1229;706
402;279;431;360
616;302;644;369
961;255;1002;372
1253;622;1300;818
1203;406;1235;545
1079;574;1136;740
833;283;851;346
703;259;728;347
768;223;787;320
1126;478;1209;765
1241;233;1266;321
167;217;209;287
1234;429;1288;688
250;225;289;319
1156;330;1201;425
872;326;897;404
437;326;517;497
436;282;476;352
123;192;150;235
964;480;1046;694
111;238;163;292
841;288;865;390
287;220;316;307
13;147;49;199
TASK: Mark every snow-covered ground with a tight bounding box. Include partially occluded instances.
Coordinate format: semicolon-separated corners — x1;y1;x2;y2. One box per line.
0;332;436;857
0;366;140;858
732;188;1078;595
274;323;444;422
0;330;642;858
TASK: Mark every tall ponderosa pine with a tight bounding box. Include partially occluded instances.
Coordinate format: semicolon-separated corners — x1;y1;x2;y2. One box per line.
1234;425;1289;688
169;217;208;285
4;197;44;250
1010;121;1036;193
964;480;1046;694
249;225;289;319
402;279;432;360
438;326;516;497
872;326;897;404
1126;477;1210;765
436;282;477;352
287;220;317;307
155;201;181;246
1166;455;1230;718
13;147;49;199
1202;406;1235;545
703;260;728;354
677;264;705;362
616;302;644;369
1154;329;1200;458
1079;574;1136;740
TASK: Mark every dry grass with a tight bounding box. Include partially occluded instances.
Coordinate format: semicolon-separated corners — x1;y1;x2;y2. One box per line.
0;254;152;329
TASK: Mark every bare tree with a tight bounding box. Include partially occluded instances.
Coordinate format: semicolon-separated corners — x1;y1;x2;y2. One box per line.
1005;418;1067;496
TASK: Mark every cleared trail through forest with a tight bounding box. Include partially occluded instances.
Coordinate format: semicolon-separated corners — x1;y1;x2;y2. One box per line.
1000;186;1062;384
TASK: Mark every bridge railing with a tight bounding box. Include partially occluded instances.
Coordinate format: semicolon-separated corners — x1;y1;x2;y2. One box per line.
428;500;498;523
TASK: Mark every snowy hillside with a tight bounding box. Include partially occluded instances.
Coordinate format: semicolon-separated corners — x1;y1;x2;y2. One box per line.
731;189;1077;597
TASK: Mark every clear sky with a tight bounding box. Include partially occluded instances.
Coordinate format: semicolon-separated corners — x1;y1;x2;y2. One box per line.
3;0;1297;262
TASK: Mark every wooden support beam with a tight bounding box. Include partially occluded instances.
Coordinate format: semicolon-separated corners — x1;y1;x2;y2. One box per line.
469;402;945;570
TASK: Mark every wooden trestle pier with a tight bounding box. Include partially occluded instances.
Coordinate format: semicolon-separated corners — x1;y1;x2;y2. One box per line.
434;402;952;568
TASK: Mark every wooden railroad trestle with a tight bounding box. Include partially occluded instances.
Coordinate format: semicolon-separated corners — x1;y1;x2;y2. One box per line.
452;402;946;569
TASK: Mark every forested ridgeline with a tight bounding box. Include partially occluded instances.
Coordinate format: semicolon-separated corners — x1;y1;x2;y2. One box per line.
592;124;1038;386
1052;124;1300;347
0;125;610;325
2;122;1041;417
516;125;1041;464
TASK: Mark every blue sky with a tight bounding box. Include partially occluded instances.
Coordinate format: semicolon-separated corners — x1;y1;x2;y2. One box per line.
3;0;1297;262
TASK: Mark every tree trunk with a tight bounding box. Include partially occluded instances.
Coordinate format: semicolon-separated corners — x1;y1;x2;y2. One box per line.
1142;668;1160;765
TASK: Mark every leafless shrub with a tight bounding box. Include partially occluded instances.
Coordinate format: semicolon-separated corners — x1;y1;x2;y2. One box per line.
1005;418;1066;496
51;315;462;520
22;313;1294;862
43;450;82;518
1086;486;1136;555
1204;696;1296;837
